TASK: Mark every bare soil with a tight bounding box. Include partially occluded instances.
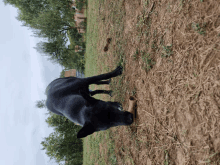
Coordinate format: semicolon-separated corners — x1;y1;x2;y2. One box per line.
93;0;220;164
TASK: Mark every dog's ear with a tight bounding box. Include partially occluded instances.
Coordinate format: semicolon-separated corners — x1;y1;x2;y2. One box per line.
77;122;96;138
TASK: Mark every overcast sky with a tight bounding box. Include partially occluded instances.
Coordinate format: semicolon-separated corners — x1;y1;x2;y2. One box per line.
0;2;65;165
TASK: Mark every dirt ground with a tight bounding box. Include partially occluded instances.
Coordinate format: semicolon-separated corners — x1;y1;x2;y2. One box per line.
93;0;220;164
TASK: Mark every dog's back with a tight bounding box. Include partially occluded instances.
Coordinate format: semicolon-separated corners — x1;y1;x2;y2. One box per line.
46;77;88;125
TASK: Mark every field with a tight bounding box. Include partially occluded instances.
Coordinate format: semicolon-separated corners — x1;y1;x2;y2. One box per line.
83;0;220;164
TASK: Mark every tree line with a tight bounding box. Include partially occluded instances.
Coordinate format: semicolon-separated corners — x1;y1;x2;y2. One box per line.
42;111;83;165
36;98;83;165
4;0;86;72
4;0;87;164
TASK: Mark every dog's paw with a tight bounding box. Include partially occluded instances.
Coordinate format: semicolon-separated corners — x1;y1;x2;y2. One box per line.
113;66;123;76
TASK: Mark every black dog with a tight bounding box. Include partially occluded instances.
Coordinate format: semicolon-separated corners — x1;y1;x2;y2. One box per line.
45;66;133;138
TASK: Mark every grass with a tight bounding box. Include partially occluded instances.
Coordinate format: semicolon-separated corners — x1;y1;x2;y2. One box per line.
161;45;173;58
192;22;206;35
133;49;139;60
81;0;220;164
141;51;155;71
164;150;169;165
84;0;100;91
83;130;118;165
83;0;120;164
83;0;154;164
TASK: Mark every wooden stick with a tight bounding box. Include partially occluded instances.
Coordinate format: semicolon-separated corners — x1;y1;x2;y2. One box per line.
128;96;137;120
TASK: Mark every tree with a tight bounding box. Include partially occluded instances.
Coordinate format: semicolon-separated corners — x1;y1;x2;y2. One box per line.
4;0;50;26
59;69;66;78
34;36;85;71
35;38;69;62
4;0;85;71
3;0;50;12
75;0;86;11
36;100;46;109
34;38;75;68
41;113;83;165
4;0;79;42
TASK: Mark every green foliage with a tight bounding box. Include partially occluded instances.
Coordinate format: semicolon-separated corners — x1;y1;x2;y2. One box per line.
35;38;69;62
3;1;87;164
42;112;83;165
75;0;85;11
4;0;86;72
35;100;46;109
79;21;87;30
69;28;83;42
35;102;83;164
141;52;155;71
34;35;85;72
28;9;75;41
60;70;66;78
4;0;50;13
161;45;173;58
192;22;206;35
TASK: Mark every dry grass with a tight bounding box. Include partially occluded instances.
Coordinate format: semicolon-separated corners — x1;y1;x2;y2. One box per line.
84;0;220;164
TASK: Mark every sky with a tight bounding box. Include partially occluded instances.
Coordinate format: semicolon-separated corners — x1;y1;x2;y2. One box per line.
0;2;65;165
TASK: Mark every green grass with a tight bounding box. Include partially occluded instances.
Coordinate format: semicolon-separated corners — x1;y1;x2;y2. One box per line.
82;0;152;164
83;1;118;164
83;130;117;165
161;45;173;58
192;22;206;35
141;51;155;71
84;0;100;91
77;0;220;164
164;150;169;165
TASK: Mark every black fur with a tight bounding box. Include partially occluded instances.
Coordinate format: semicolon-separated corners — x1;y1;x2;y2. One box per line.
46;66;133;138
